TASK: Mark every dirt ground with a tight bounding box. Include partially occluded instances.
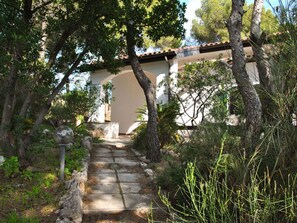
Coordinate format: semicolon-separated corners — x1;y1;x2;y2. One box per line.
0;168;62;222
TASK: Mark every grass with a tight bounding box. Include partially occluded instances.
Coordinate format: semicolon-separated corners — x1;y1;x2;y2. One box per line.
0;169;64;222
154;130;297;223
0;126;90;222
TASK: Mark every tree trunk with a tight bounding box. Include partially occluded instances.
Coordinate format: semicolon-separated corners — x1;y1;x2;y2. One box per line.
126;24;161;162
18;51;86;166
0;0;32;155
227;0;262;153
250;0;274;120
0;57;18;151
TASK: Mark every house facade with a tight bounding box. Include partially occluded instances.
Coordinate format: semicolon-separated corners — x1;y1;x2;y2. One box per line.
89;40;262;135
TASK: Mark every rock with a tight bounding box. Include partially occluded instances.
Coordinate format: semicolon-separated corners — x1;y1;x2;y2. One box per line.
56;217;72;223
140;162;148;169
54;126;74;144
144;169;154;177
227;114;241;126
0;156;5;166
82;136;92;151
43;128;52;136
131;148;142;156
139;156;149;163
59;190;82;223
56;140;91;223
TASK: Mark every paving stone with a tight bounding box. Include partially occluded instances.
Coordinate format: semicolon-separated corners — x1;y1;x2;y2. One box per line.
112;161;139;167
120;183;142;193
115;143;126;148
93;148;112;153
114;157;138;163
83;137;160;218
89;161;113;167
118;173;143;182
89;173;118;183
89;183;120;194
112;150;129;156
92;152;113;157
116;166;142;173
95;157;114;163
131;148;142;156
84;194;124;211
92;169;115;174
123;194;154;210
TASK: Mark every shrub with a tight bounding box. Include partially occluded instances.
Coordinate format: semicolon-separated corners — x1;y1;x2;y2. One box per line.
133;101;180;152
64;143;87;178
1;156;19;178
159;156;297;223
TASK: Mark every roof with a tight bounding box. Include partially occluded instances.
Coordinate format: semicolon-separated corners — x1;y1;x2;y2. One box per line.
134;38;252;60
81;39;254;72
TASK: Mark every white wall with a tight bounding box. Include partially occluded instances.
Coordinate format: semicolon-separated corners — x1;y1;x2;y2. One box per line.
89;60;170;134
111;71;156;134
89;47;259;134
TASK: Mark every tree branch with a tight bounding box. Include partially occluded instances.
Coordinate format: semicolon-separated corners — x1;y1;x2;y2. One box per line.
32;0;53;14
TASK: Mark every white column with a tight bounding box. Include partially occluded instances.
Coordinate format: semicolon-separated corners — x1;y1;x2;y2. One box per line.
156;57;178;104
156;72;167;104
89;84;105;123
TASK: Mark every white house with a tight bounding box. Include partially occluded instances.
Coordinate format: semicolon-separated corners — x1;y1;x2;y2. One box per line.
89;40;263;137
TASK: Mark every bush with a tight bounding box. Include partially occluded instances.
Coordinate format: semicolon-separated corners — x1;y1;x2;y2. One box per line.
1;156;19;178
159;154;297;223
49;84;98;124
156;158;185;201
64;143;87;178
133;101;180;152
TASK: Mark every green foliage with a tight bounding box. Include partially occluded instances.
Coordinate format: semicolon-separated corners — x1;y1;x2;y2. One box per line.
143;36;182;50
21;170;35;181
118;0;186;49
1;156;19;178
166;60;232;125
156;158;185;198
133;101;180;151
159;151;297;223
178;123;242;175
178;61;232;89
0;212;39;223
155;3;297;222
0;0;123;158
49;84;98;123
73;123;91;138
210;89;229;121
157;101;181;148
43;173;56;188
191;0;279;43
30;138;56;156
65;143;87;177
132;124;147;152
255;0;297;173
26;185;42;202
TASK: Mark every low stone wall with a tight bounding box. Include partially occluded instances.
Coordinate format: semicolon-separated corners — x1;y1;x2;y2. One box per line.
89;122;119;139
56;136;92;223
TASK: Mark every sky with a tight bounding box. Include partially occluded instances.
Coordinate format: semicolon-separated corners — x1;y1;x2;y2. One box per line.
180;0;280;37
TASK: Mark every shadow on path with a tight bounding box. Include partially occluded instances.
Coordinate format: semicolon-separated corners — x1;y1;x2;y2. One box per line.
82;136;167;223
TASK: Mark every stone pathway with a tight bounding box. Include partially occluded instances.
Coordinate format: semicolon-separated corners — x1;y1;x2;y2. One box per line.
82;137;166;223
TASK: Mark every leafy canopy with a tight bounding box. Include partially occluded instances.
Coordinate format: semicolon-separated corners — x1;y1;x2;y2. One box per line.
191;0;279;43
115;0;186;49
